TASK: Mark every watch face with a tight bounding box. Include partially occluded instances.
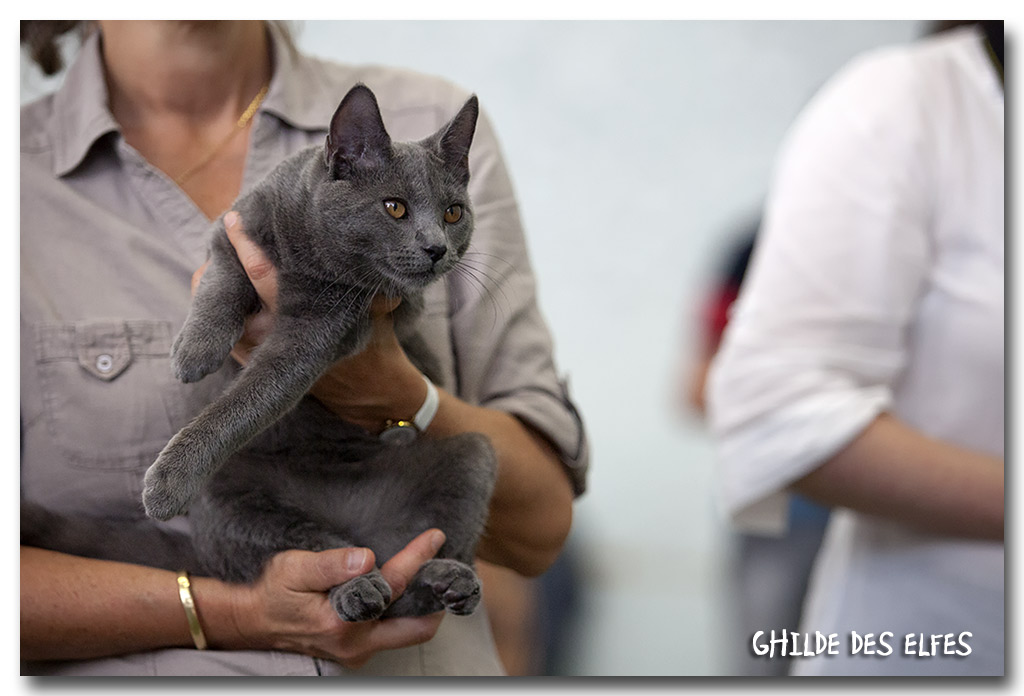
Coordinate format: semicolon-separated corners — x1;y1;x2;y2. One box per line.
380;423;417;446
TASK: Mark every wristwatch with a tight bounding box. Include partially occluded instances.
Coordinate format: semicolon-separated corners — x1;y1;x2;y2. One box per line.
379;375;439;445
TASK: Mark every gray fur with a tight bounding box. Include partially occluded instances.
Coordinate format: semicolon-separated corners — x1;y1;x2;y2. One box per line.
36;84;498;620
20;499;199;571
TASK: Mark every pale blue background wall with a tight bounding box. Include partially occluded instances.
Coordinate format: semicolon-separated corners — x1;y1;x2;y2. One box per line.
20;20;924;675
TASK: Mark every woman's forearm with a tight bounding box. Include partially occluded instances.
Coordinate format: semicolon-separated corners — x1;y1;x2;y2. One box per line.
20;547;242;661
791;413;1004;540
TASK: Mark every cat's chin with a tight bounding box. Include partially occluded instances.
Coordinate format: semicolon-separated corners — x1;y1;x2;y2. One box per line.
402;276;440;293
383;268;447;294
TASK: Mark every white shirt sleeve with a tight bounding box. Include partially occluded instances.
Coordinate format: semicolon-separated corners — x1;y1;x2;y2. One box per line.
706;46;936;534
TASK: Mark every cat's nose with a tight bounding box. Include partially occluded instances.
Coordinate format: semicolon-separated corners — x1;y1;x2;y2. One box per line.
423;244;447;265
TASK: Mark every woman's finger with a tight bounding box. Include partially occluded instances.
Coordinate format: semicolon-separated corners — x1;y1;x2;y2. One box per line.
223;210;279;314
370;295;402;315
190;260;209;296
379;529;446;599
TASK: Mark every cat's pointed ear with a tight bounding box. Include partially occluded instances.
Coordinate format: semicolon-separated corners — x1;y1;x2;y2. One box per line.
436;95;479;184
325;84;392;179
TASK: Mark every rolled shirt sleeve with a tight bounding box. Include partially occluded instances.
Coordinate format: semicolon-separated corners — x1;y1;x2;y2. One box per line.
706;49;933;534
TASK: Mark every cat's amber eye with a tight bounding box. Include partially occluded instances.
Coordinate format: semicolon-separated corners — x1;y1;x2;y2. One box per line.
444;205;463;224
384;200;407;219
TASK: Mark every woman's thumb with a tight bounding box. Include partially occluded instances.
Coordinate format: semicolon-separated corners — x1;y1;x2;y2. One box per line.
285;547;376;593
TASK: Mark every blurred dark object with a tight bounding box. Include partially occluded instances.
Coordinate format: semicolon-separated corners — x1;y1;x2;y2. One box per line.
685;224;756;414
20;21;86;76
478;545;581;676
928;20;1002;71
536;545;581;675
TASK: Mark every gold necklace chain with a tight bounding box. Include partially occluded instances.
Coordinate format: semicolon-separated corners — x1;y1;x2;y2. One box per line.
174;82;270;186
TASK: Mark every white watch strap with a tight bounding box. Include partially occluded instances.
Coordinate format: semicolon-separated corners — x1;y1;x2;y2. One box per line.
413;375;439;432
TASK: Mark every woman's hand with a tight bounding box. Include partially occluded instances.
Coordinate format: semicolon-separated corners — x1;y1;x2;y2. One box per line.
219;529;447;668
206;212;426;433
21;531;446;665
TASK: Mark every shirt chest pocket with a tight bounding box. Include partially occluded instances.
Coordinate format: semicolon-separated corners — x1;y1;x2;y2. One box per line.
34;320;198;470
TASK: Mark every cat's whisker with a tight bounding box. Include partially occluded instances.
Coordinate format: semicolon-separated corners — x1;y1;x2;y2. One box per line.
454;259;513;320
460;250;514;280
461;250;517;281
323;274;376;317
315;265;378;317
458;263;511;290
447;265;503;337
308;257;372;313
311;276;343;312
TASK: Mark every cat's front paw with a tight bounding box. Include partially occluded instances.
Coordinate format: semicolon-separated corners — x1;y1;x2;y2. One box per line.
329;570;393;622
142;440;205;520
170;323;234;384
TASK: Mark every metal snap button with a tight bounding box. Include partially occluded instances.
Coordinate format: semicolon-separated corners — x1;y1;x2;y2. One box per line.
96;354;114;373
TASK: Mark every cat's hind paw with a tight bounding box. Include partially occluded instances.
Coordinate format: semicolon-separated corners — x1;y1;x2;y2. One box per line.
431;563;481;615
412;559;481;616
329;570;393;622
379;558;482;618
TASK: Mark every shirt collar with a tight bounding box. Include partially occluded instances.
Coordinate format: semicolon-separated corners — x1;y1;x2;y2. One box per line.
51;22;341;178
51;30;120;177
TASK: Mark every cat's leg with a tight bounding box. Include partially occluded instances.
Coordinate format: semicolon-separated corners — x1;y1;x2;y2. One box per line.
144;313;360;520
382;558;482;618
20;501;199;571
191;487;393;621
171;227;258;383
192;491;353;581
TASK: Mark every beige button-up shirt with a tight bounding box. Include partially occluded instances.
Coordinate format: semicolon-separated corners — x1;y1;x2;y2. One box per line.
21;25;588;676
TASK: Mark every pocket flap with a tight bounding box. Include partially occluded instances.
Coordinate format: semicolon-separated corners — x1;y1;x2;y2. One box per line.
73;322;133;381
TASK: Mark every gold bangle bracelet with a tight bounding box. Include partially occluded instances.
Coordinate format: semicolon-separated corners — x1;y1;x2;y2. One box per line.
176;571;208;650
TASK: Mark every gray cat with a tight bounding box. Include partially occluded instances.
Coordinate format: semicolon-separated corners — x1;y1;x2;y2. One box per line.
143;83;484;521
24;85;498;621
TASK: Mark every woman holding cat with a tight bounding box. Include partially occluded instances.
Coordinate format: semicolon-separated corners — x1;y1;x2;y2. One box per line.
20;20;587;675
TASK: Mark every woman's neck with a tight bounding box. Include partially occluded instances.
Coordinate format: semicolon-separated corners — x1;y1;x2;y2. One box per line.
97;21;274;220
100;20;272;130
